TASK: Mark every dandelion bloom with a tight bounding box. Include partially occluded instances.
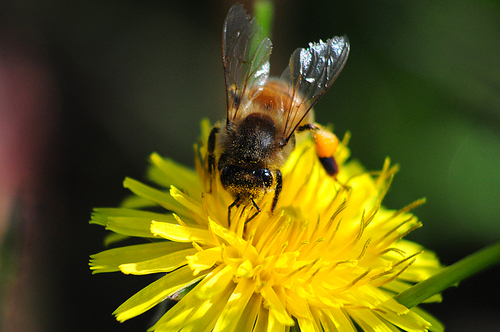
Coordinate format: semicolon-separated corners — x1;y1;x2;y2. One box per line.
90;120;443;332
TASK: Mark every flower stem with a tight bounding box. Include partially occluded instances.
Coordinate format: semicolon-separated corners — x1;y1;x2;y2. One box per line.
395;240;500;308
254;0;274;39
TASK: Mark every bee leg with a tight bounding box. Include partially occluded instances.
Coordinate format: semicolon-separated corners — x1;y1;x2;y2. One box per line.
297;124;339;177
227;194;242;226
297;123;319;133
207;126;220;193
318;155;339;177
270;170;282;214
246;198;262;223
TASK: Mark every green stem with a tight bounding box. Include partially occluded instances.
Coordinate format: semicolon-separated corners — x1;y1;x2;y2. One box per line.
254;0;274;39
395;241;500;308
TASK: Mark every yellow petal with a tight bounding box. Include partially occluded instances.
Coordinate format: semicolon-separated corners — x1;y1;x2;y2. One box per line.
283;288;312;319
123;177;190;217
327;307;357;332
151;221;213;245
310;307;340;332
208;218;247;251
268;310;287;332
213;278;258;332
151;274;234;332
196;264;234;300
235;259;255;278
254;305;270;332
186;247;222;275
170;186;204;217
119;248;197;275
90;207;176;225
148;153;200;196
261;284;294;326
114;265;204;322
232;293;262;331
411;307;444;332
296;315;321;332
106;216;174;238
379;308;430;332
90;241;192;273
347;308;396;332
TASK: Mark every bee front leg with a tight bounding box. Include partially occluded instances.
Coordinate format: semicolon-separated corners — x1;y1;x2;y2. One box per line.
227;194;242;226
207;126;220;193
270;170;282;214
297;123;319;133
246;198;262;223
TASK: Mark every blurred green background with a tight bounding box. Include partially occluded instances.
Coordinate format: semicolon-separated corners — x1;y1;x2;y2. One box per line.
1;0;499;331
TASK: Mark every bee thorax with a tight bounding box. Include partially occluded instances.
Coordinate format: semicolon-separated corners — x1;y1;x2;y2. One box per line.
223;112;280;165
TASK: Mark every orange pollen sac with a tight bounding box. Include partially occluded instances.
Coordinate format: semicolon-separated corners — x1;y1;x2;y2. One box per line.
313;129;339;158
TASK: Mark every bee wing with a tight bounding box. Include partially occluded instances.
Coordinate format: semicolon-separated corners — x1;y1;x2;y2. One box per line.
223;4;272;125
280;36;350;141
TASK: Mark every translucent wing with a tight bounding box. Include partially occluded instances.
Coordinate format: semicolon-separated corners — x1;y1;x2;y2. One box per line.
280;36;350;141
223;4;272;125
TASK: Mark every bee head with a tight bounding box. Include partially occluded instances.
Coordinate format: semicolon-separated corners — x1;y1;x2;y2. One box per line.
219;164;274;200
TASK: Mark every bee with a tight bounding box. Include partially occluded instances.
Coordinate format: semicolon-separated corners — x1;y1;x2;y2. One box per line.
207;4;350;223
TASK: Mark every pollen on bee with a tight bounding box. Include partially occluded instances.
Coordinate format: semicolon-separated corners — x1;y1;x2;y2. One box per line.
313;129;339;158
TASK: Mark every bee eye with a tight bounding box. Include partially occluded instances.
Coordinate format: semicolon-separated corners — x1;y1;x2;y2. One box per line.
220;165;236;180
255;169;273;188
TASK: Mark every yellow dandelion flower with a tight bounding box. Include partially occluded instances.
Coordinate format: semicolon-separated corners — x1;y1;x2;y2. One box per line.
90;119;443;332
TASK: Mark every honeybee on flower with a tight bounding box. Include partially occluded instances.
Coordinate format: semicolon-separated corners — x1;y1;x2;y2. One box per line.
208;4;349;223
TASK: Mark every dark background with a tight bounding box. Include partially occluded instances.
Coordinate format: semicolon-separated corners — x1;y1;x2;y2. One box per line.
1;0;499;331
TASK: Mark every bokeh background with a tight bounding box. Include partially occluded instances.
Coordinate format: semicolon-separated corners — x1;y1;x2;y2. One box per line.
1;0;499;331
